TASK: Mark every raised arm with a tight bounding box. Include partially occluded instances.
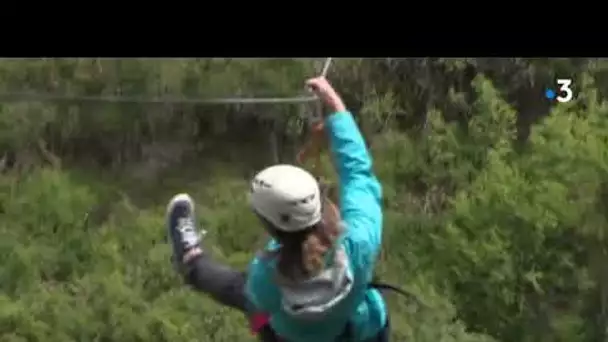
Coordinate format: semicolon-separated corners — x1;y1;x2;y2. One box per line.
306;77;383;251
327;111;382;246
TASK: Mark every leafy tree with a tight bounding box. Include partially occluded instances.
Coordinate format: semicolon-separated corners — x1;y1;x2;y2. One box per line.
2;58;608;341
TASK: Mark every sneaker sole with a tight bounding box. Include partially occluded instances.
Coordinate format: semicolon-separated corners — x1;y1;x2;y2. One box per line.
166;193;195;218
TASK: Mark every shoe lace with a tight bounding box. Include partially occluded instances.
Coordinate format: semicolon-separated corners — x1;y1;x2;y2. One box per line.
177;217;205;248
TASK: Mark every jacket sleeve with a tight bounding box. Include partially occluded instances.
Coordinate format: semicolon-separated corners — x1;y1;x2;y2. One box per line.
245;257;270;312
326;111;383;258
245;252;282;314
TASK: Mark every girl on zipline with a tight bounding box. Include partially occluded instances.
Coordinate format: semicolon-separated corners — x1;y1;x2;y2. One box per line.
166;76;389;341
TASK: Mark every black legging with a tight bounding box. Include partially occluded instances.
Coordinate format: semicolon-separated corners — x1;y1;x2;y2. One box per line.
184;253;282;341
184;252;249;311
183;252;389;342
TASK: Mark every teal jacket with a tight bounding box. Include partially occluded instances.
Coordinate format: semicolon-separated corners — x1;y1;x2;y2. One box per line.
245;110;386;342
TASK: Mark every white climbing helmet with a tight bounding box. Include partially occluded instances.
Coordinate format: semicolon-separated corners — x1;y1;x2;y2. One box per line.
249;164;322;232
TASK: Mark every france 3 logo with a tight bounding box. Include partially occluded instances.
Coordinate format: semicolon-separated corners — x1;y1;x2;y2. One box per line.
544;79;574;103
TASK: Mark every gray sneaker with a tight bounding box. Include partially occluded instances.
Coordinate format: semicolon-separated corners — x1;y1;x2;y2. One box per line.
166;193;205;270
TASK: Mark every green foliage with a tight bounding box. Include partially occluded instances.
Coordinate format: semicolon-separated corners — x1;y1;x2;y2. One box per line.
2;58;608;341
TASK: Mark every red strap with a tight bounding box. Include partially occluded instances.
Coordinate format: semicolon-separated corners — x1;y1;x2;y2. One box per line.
249;313;271;334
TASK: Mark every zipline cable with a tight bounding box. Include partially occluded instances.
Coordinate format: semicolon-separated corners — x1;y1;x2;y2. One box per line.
0;59;335;106
0;92;318;105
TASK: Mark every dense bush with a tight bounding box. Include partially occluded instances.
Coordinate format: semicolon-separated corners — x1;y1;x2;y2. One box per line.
1;58;608;341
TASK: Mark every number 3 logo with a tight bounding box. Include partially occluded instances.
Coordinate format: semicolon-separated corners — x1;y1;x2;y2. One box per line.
556;79;573;103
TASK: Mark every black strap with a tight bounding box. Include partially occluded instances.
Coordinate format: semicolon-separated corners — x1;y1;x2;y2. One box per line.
337;282;406;341
369;281;412;297
369;281;429;310
339;321;353;341
258;324;283;342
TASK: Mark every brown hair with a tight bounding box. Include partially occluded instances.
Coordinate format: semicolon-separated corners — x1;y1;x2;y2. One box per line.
262;186;342;283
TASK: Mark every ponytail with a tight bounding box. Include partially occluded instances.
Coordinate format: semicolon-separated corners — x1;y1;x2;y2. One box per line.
269;196;341;283
300;198;341;275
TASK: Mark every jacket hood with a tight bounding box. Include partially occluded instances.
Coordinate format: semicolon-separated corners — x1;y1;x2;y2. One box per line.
277;245;354;321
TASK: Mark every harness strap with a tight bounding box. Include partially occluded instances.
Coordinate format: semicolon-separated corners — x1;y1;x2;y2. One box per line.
338;281;425;341
369;281;412;297
370;281;428;309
